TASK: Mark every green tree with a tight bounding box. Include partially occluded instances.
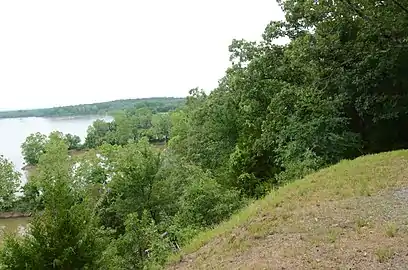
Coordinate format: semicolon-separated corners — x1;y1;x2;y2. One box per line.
276;0;408;153
21;132;47;165
64;133;82;150
99;138;161;232
98;211;171;270
177;176;242;228
151;113;171;142
72;148;109;188
84;119;116;148
131;107;153;140
0;156;21;211
0;135;109;269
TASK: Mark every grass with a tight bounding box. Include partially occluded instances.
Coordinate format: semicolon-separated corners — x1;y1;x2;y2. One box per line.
168;150;408;269
385;223;398;238
326;228;340;243
375;247;394;263
355;217;369;228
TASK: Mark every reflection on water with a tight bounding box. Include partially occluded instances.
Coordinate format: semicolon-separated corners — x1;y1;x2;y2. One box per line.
0;218;30;243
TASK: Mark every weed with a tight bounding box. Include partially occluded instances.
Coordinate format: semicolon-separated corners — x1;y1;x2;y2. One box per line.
327;228;340;243
375;247;394;263
281;212;292;221
385;223;397;237
355;217;369;228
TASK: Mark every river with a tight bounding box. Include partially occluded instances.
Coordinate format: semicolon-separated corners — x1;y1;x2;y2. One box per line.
0;218;30;244
0;115;112;241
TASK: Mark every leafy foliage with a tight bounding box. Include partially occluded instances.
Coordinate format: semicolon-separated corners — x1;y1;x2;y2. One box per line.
84;108;173;149
21;131;84;166
98;211;171;270
0;156;21;211
21;132;47;166
84;119;116;148
1;136;109;269
177;177;242;228
64;133;82;150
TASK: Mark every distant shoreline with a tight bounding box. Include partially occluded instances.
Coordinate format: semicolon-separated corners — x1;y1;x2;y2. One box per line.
0;113;112;120
0;212;31;219
0;97;185;119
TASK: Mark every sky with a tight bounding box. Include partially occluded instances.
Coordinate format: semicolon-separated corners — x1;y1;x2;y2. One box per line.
0;1;285;110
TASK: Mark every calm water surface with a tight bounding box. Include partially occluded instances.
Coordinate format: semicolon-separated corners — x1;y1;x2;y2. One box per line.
0;115;112;238
0;218;30;243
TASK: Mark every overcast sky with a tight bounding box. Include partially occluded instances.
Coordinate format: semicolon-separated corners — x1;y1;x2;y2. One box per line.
0;1;284;110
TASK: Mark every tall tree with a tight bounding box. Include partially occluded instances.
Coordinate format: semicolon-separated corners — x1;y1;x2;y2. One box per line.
151;113;171;142
64;133;82;150
1;135;108;269
21;132;47;165
0;156;21;211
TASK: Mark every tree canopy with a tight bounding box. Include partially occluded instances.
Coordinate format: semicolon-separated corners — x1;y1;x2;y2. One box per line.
21;132;47;166
21;132;84;166
84;108;172;148
0;156;21;211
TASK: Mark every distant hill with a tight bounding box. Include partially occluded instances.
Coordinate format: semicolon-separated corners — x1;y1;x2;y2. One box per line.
0;97;185;119
168;150;408;269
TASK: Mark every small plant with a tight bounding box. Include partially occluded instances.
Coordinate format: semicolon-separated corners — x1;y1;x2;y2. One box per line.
385;223;397;237
327;228;339;243
281;212;292;221
359;181;371;196
355;217;369;228
375;247;394;263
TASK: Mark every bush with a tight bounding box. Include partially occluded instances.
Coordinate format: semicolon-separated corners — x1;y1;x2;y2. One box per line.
178;177;243;228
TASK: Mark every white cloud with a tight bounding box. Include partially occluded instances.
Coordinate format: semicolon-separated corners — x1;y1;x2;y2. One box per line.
0;0;284;110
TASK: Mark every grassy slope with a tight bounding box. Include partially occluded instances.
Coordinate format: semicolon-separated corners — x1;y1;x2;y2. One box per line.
168;150;408;269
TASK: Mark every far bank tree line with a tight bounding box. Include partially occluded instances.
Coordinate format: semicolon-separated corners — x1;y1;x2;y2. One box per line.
0;0;407;269
0;97;184;119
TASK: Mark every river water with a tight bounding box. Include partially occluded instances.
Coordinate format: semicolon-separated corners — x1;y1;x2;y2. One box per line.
0;115;111;240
